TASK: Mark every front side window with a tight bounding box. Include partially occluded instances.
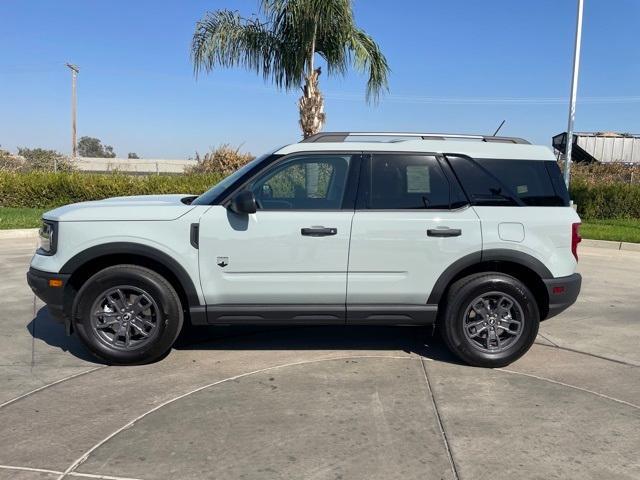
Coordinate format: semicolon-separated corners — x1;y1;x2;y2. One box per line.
250;155;351;210
365;154;451;209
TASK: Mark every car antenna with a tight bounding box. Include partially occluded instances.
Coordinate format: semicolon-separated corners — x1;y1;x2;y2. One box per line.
492;120;506;136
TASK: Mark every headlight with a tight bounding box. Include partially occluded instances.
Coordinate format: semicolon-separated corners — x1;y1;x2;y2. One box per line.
38;220;57;255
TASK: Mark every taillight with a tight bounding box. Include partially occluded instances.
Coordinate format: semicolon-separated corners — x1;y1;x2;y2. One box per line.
571;223;582;261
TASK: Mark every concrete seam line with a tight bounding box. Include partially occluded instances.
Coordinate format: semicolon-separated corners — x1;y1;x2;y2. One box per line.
497;368;640;410
0;366;106;409
533;341;639;367
56;354;416;480
420;359;460;480
0;465;143;480
535;333;559;348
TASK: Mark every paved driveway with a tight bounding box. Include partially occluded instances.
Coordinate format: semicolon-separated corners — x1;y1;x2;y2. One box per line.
1;238;639;480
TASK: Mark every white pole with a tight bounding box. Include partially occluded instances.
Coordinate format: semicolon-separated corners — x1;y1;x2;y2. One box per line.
66;63;79;161
563;0;584;187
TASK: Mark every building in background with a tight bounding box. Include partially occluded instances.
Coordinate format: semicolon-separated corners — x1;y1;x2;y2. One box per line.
553;132;640;164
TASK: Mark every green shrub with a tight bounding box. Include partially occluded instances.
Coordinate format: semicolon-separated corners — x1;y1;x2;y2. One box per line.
569;162;640;185
570;180;640;219
17;148;75;172
0;172;224;209
186;144;254;175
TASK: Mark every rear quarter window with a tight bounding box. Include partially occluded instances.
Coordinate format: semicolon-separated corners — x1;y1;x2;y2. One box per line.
448;156;569;207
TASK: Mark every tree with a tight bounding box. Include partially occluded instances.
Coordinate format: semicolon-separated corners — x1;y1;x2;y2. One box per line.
128;152;140;159
77;136;116;158
17;147;75;172
191;0;389;138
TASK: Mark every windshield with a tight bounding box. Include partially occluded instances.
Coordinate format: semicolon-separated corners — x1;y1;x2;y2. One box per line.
192;153;271;206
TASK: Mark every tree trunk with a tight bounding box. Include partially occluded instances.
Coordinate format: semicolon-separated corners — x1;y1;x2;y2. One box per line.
298;67;325;139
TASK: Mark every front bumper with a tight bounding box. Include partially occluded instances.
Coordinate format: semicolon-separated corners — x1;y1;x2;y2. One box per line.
543;273;582;319
26;267;70;324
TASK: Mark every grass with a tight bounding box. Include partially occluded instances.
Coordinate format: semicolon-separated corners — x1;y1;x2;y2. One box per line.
580;218;640;244
0;207;46;229
0;207;639;243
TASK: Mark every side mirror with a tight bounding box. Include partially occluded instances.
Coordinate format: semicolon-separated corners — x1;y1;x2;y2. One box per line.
228;190;257;214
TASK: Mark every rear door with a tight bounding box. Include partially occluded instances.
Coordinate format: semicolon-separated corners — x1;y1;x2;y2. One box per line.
346;153;481;323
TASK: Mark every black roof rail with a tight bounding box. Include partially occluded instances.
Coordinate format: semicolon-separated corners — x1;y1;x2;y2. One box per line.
301;132;531;144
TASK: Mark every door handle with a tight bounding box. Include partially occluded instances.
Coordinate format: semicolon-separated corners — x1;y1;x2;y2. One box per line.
301;226;337;237
427;227;462;238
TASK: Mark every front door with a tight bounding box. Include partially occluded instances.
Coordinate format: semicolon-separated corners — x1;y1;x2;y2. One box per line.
198;153;359;323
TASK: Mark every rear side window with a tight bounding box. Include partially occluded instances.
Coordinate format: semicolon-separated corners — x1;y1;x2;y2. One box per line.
447;156;570;207
366;154;451;209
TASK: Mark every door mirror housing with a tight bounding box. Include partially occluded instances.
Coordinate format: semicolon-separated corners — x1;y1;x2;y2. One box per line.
228;190;257;214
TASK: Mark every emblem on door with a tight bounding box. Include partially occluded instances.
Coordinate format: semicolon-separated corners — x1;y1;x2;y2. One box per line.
217;256;229;268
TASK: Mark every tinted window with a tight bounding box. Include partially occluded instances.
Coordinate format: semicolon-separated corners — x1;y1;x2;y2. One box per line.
544;162;571;206
480;159;569;206
250;155;351;210
447;156;518;206
367;154;450;209
448;156;570;207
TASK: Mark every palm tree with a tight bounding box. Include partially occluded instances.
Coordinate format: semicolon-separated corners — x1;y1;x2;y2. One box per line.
191;0;389;138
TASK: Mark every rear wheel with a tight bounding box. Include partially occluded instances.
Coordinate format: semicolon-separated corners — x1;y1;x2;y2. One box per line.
73;265;183;364
441;272;539;368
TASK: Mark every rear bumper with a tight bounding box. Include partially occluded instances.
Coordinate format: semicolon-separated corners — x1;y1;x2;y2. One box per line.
543;273;582;319
26;267;70;323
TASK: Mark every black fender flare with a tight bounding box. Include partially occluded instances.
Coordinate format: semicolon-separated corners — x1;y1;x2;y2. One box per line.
427;249;552;305
60;242;201;307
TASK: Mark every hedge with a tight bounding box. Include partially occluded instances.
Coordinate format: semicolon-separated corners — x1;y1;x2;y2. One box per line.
0;172;224;209
570;181;640;220
1;171;639;220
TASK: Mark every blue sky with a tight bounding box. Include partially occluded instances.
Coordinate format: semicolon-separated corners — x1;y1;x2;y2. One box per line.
1;0;638;158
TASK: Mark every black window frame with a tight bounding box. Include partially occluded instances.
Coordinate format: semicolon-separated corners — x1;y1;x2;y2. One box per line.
355;152;468;211
221;151;363;211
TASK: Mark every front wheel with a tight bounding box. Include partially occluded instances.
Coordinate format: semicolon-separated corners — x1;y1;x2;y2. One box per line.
73;265;184;365
441;272;539;368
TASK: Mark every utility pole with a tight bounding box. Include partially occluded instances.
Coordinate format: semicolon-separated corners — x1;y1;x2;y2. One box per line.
563;0;584;187
66;63;79;163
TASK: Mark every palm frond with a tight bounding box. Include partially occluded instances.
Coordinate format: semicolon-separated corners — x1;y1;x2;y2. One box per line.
191;10;280;85
348;28;390;103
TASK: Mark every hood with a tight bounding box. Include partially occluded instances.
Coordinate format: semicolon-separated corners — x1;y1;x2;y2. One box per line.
43;194;200;222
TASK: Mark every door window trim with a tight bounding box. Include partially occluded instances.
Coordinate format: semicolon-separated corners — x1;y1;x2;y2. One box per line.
355;152;468;211
221;151;363;211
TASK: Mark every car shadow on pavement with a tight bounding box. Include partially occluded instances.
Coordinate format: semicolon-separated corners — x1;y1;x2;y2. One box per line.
27;307;463;366
27;307;100;363
174;324;463;365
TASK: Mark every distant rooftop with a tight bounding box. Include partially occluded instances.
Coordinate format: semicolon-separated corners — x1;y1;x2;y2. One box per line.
553;132;640;164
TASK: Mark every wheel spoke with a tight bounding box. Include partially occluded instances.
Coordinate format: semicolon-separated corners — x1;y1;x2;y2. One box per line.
96;319;119;330
130;320;149;337
469;326;487;338
467;319;485;330
130;294;150;315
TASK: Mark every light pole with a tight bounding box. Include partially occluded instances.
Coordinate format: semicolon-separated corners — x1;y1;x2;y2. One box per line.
66;63;79;162
563;0;584;187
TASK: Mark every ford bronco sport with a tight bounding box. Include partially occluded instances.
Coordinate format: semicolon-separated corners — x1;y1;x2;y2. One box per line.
27;132;582;367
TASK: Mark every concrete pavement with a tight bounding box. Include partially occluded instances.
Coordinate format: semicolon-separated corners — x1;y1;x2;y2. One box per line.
0;238;638;480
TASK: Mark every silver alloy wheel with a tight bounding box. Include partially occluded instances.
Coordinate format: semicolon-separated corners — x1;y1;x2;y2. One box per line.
462;291;524;353
90;286;160;350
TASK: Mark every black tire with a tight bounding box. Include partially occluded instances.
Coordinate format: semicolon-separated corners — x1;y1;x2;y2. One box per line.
72;265;183;365
440;272;539;368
